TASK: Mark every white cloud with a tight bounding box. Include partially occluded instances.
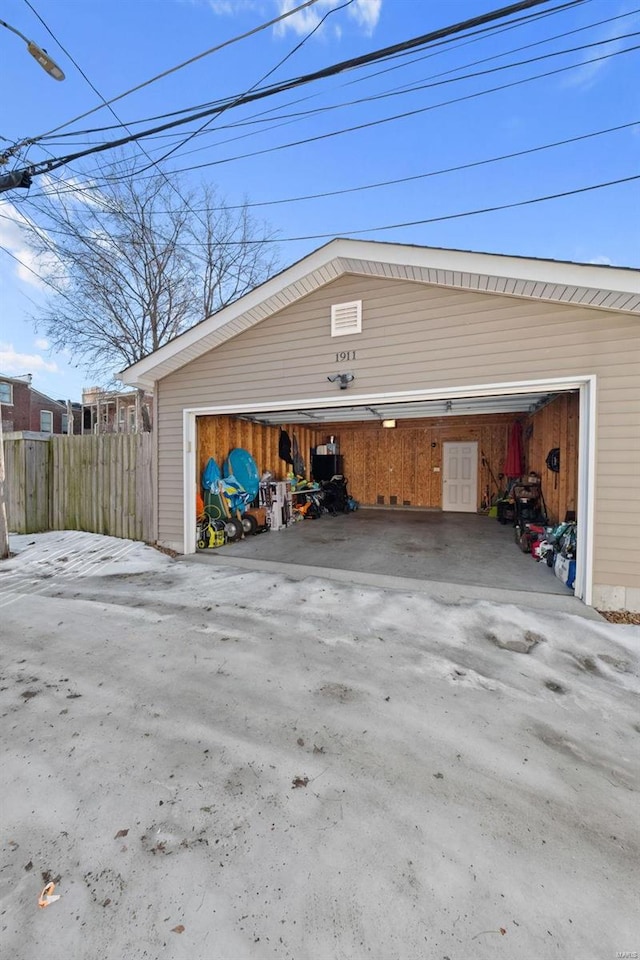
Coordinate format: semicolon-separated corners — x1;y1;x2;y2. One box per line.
35;337;50;350
349;0;381;34
208;0;244;12
563;14;639;91
275;0;381;38
40;173;106;209
205;0;383;37
203;0;260;15
0;204;61;291
0;343;58;375
274;0;325;37
588;256;613;265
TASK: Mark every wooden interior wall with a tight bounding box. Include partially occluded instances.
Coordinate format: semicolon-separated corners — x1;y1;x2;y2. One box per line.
197;402;578;517
197;415;320;483
524;392;579;524
320;414;516;509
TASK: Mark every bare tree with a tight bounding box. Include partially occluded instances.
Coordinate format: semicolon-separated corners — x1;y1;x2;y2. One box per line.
26;161;278;404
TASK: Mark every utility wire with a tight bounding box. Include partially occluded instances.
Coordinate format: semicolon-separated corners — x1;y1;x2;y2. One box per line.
19;0;223;261
1;118;629;269
18;31;636;204
19;28;634;204
13;119;634;218
0;241;83;309
10;0;591;189
155;120;640;211
28;0;585;145
184;174;640;244
108;26;640;175
17;0;334;261
65;9;626;174
343;0;591;87
349;18;640;102
118;41;640;180
134;0;355;174
19;0;328;236
3;0;566;185
20;0;325;142
4;175;637;256
7;0;325;276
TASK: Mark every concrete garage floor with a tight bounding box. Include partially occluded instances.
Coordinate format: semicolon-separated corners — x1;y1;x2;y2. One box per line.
207;508;572;601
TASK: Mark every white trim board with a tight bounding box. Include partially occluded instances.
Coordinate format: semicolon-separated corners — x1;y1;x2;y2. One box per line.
183;374;596;606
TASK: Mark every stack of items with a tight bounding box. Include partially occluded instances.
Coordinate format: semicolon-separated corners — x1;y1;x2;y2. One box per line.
260;479;292;532
499;469;578;592
198;448;266;548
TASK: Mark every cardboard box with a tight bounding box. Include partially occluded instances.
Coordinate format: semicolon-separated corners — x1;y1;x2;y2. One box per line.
245;506;267;527
554;554;576;589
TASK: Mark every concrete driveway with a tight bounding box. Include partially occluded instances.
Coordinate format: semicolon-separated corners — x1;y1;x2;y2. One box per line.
1;532;638;960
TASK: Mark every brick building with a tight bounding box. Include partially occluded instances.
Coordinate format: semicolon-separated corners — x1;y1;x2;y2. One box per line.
0;373;74;434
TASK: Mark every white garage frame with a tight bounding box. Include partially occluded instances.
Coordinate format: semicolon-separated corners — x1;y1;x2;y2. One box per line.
182;375;596;605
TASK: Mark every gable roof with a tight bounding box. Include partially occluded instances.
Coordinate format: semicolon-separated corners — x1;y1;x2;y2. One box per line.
120;238;640;389
0;372;67;409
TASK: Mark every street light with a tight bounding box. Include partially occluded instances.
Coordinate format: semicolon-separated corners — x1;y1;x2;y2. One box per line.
0;18;65;80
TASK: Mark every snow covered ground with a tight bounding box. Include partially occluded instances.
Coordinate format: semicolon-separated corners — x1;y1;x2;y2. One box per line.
1;532;639;960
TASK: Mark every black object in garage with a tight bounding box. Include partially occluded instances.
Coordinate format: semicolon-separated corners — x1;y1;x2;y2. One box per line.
311;454;343;481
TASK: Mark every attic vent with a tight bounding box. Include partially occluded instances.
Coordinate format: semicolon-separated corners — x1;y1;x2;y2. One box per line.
331;300;362;337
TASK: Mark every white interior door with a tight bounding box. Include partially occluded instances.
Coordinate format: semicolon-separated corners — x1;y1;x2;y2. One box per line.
442;441;478;512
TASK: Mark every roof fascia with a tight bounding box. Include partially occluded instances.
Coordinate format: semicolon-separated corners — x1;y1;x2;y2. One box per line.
338;239;640;293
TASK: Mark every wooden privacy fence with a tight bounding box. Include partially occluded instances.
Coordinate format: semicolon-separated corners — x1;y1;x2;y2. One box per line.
4;433;154;541
4;436;50;534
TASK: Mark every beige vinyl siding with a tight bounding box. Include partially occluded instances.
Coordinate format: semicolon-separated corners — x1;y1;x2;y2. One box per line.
156;274;640;596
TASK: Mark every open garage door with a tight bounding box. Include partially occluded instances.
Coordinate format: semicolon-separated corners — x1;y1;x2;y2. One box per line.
186;377;594;604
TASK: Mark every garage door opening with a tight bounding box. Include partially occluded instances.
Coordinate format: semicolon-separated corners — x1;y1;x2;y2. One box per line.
190;380;588;601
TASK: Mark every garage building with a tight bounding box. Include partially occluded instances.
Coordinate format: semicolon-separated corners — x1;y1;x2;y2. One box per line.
121;239;640;613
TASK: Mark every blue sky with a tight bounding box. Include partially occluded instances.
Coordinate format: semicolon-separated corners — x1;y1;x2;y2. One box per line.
1;0;638;401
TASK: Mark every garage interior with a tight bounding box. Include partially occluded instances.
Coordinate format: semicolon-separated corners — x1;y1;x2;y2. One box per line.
196;389;579;595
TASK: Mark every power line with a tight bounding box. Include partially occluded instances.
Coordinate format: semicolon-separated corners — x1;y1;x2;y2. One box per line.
173;120;640;210
115;41;640;181
18;0;222;266
19;0;329;234
21;0;325;142
66;8;623;176
349;23;640;105
16;0;338;265
0;120;640;262
16;30;636;206
7;172;638;252
342;0;592;88
183;174;640;244
134;0;355;174
0;241;80;310
27;0;586;147
111;26;640;175
1;0;567;188
10;1;593;194
12;119;634;219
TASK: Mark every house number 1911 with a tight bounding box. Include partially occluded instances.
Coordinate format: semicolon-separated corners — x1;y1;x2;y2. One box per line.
335;350;356;362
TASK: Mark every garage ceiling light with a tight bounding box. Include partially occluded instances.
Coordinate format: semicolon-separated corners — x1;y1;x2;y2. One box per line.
382;419;397;428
